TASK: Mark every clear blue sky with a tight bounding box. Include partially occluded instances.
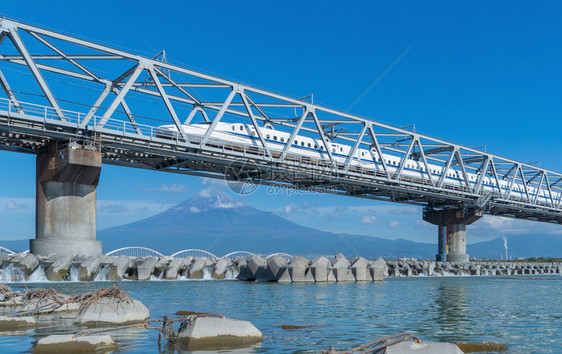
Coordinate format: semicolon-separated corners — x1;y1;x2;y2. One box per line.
1;1;562;246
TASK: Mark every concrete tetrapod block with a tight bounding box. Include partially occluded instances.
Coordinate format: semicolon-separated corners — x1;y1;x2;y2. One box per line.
289;263;307;282
0;252;11;264
213;258;230;279
385;341;463;354
288;256;310;282
137;256;159;281
276;267;292;284
236;260;255;281
78;257;100;281
266;255;287;280
0;315;36;330
98;255;116;265
164;258;186;280
106;256;130;281
255;265;275;282
45;256;72;281
326;268;337;282
370;258;387;281
291;256;310;267
310;257;330;282
14;253;39;277
176;316;263;350
247;255;267;277
75;298;149;326
35;334;116;353
154;256;171;276
351;258;370;281
332;257;353;282
189;257;208;279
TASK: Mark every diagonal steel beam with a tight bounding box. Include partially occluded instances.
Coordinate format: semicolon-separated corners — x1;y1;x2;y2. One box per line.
28;31;102;83
0;70;24;113
82;64;144;126
154;67;201;105
544;174;555;207
110;87;141;135
245;94;275;127
148;66;188;142
201;88;236;145
183;106;200;125
518;165;531;202
81;83;112;126
506;164;519;198
310;110;336;166
456;150;474;193
343;124;367;172
438;149;456;188
241;91;271;158
474;156;490;192
366;125;390;178
8;27;66;120
280;108;309;160
0;55;97;81
99;64;144;127
416;139;435;187
395;137;415;179
533;171;544;205
489;160;504;197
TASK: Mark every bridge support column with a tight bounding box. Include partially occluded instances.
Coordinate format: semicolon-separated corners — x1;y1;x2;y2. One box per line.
30;141;102;256
423;208;483;263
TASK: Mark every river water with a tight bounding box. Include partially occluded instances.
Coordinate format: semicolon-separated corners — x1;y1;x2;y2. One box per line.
1;275;561;353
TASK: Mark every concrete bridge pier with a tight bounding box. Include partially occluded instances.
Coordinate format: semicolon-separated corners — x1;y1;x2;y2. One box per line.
423;208;483;263
30;141;102;256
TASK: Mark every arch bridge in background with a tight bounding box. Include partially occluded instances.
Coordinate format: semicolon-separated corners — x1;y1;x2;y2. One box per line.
221;251;256;260
169;249;219;260
0;246;16;256
106;247;165;258
266;253;294;261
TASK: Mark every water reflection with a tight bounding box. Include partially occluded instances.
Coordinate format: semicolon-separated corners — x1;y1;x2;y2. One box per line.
433;283;469;329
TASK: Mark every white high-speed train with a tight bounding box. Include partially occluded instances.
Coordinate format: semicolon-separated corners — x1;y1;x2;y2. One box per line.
157;122;560;204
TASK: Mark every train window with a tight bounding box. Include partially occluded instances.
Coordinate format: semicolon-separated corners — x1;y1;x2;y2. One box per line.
239;125;243;131
308;143;311;148
333;148;336;153
321;146;324;150
340;147;343;152
362;152;365;157
281;137;285;142
314;144;318;149
251;131;256;136
294;140;298;145
232;126;235;131
301;142;305;146
274;136;277;140
266;134;270;139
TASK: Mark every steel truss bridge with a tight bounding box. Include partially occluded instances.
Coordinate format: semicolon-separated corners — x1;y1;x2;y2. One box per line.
0;17;561;224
